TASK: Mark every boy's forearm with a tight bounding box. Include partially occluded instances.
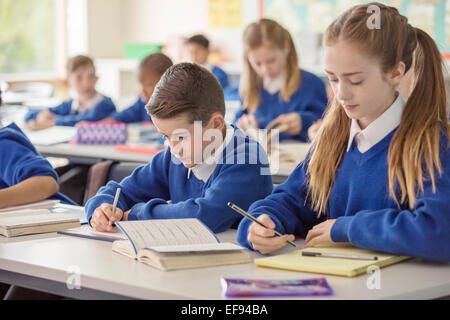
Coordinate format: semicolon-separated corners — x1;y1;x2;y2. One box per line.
0;176;59;209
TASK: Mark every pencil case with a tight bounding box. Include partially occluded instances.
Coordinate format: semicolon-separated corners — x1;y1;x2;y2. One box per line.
74;122;128;144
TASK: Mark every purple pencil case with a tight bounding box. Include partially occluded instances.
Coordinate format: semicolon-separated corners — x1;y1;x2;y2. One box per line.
74;122;128;145
221;277;333;297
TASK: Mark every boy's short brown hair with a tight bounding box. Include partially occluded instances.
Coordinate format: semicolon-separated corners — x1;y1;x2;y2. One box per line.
186;34;210;49
66;55;95;75
140;53;173;76
146;63;225;125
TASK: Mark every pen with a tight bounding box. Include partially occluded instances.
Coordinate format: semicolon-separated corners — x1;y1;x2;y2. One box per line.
227;202;299;249
302;251;378;260
109;188;121;226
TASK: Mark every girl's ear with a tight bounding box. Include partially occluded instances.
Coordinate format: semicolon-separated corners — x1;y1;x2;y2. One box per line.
389;61;406;87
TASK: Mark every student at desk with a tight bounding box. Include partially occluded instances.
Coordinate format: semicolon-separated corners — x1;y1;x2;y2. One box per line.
186;34;230;90
237;3;450;261
101;53;173;124
24;55;116;130
85;63;273;233
234;19;328;142
0;102;76;209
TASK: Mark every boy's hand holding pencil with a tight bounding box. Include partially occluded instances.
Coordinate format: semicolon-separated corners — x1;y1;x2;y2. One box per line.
91;188;124;232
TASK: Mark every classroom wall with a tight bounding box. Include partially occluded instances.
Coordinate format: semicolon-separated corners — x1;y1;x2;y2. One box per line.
85;0;260;65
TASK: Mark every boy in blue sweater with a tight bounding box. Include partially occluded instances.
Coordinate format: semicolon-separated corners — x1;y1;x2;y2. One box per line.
25;55;116;130
85;63;273;233
237;4;450;261
186;34;230;90
101;53;173;123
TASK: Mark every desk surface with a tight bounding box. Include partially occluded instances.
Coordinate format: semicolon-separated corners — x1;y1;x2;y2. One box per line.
35;143;302;178
0;223;448;300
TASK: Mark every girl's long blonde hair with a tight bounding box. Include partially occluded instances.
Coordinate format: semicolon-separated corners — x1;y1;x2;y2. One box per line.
307;2;450;216
240;19;301;112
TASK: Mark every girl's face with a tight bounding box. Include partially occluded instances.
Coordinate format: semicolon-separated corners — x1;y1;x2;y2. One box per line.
247;43;288;80
324;40;402;129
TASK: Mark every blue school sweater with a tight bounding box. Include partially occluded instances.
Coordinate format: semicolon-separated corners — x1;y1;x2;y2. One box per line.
85;126;273;233
233;70;327;142
24;96;116;126
110;97;151;123
211;65;230;89
237;128;450;261
0;123;76;205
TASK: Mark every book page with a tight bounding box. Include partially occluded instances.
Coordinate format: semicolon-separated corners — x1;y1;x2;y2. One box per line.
148;242;244;253
0;209;51;218
0;200;60;213
116;218;219;253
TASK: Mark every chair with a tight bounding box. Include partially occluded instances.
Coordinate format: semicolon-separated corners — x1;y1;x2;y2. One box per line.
82;161;143;205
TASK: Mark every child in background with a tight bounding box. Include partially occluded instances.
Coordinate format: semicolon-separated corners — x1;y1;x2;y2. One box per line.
25;55;116;130
85;63;273;233
237;3;450;261
186;34;230;90
101;53;173;123
234;19;328;142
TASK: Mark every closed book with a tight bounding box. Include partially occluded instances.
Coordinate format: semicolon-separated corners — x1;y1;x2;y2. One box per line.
0;209;80;237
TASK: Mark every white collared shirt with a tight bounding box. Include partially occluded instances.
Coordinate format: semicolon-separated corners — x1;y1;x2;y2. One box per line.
347;94;405;153
71;92;104;114
263;69;286;95
187;124;234;183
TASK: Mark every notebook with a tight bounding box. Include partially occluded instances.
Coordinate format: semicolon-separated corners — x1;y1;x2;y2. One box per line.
0;209;81;237
0;199;60;213
113;218;252;271
58;226;127;242
255;247;410;277
25;126;77;145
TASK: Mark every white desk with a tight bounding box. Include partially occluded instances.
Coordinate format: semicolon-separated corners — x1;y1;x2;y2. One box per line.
0;224;449;300
35;142;307;184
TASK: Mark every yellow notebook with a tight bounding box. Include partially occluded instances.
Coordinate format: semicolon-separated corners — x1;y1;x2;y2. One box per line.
254;247;410;277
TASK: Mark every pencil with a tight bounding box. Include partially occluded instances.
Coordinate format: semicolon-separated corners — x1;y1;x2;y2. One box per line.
227;202;299;249
109;188;121;226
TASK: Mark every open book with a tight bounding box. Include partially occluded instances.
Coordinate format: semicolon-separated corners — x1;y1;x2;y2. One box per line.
113;218;252;271
0;209;80;237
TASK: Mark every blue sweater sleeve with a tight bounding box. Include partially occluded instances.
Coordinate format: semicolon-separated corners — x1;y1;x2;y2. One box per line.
112;98;145;123
0;139;59;186
212;66;230;89
236;154;324;249
24;101;72;122
127;162;273;233
331;145;450;261
54;98;116;126
84;149;171;225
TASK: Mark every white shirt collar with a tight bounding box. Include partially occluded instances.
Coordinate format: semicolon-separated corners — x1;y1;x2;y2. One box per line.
71;92;103;114
202;62;214;72
347;94;405;153
188;123;234;183
263;69;286;94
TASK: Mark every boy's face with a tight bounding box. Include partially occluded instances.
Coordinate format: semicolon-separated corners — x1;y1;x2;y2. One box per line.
187;43;209;65
138;68;162;103
151;113;225;168
67;64;98;99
